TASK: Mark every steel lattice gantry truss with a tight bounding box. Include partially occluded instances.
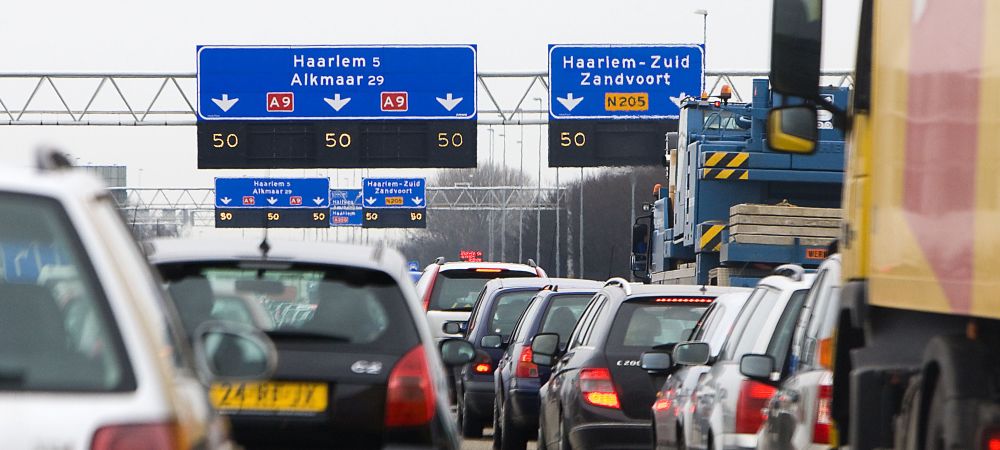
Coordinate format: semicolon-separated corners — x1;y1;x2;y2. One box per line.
0;71;854;126
111;186;567;227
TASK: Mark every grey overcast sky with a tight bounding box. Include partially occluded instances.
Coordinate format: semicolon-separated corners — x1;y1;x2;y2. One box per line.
0;0;861;189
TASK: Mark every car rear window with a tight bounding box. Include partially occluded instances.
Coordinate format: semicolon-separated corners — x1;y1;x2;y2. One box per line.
539;294;594;344
0;193;134;392
606;297;712;351
157;262;420;352
427;268;534;311
485;290;538;340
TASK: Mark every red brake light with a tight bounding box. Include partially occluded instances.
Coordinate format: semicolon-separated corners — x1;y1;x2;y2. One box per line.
474;363;492;374
813;383;833;444
385;345;436;427
475;268;503;273
515;346;539;378
580;368;620;409
653;297;714;303
91;423;180;450
986;430;1000;450
734;380;776;434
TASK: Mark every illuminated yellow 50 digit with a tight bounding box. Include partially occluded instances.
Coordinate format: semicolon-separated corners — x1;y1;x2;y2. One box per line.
212;133;239;148
325;133;352;148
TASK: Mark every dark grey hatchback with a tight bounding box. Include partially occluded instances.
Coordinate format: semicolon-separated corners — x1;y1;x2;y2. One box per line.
148;238;474;450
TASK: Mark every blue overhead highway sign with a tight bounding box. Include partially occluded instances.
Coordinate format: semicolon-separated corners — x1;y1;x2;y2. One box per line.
362;178;426;209
330;188;363;227
548;44;703;120
215;177;330;208
197;45;477;121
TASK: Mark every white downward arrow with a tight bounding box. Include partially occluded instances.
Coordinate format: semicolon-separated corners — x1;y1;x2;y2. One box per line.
557;93;584;112
324;93;351;111
366;197;377;205
212;94;239;112
669;92;687;109
436;93;464;111
219;197;231;205
313;197;325;205
267;197;278;205
412;197;424;205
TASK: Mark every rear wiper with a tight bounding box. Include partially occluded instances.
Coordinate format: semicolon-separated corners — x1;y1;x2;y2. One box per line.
441;307;473;312
0;366;26;387
266;329;352;342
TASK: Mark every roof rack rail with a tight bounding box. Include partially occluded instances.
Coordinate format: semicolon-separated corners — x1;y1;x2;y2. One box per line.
527;258;538;268
35;147;74;171
539;284;558;292
434;256;446;265
603;277;632;295
773;264;805;282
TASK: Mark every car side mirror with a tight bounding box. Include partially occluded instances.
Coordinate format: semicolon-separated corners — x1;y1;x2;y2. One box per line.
480;334;503;349
443;321;465;335
440;339;476;366
530;333;560;366
740;353;778;381
640;351;674;375
192;321;277;383
767;106;818;154
672;341;711;366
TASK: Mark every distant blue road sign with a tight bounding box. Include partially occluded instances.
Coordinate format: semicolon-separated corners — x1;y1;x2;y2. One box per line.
215;178;329;208
198;45;477;121
362;178;426;209
548;45;704;120
408;261;421;272
330;188;363;227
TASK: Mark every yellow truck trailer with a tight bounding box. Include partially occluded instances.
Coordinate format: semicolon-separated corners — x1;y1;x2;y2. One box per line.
766;0;1000;448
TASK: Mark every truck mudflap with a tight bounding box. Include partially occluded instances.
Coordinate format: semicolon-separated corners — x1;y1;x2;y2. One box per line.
848;366;914;450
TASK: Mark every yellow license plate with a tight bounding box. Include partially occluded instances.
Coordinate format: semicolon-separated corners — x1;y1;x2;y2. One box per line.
604;92;649;111
210;381;328;413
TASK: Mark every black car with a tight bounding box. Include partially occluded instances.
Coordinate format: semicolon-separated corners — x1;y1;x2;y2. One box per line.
493;286;602;450
453;277;601;438
148;238;474;450
533;279;745;450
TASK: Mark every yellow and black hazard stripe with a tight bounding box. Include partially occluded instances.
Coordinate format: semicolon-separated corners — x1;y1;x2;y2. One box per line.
701;168;749;180
698;223;726;252
704;152;749;168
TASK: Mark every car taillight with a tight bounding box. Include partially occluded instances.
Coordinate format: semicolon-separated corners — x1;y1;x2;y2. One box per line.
472;351;492;374
813;383;833;444
580;368;620;409
385;345;436;427
515;347;539;378
421;273;437;311
984;428;1000;450
734;380;776;434
91;423;181;450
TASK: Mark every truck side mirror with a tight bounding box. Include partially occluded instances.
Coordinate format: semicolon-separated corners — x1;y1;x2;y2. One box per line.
770;0;823;100
767;106;818;154
631;222;651;282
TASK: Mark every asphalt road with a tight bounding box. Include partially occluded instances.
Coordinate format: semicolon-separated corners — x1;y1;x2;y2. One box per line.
462;428;538;450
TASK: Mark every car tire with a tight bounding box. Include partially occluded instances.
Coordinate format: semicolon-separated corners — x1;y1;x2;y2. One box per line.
460;394;484;438
492;398;503;450
499;398;528;450
559;417;572;450
677;425;687;450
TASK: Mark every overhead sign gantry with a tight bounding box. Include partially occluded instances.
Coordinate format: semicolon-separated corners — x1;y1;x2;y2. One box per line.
547;44;703;167
196;45;478;169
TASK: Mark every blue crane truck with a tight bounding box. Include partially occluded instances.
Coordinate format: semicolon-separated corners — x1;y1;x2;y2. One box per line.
631;79;848;287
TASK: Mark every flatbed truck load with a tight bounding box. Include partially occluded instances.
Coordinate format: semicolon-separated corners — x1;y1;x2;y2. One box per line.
764;0;1000;448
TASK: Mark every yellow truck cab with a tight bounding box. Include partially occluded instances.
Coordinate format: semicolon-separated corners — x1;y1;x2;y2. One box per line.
766;0;1000;448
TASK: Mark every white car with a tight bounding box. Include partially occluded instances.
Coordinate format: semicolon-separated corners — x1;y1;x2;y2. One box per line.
0;152;271;450
415;259;546;342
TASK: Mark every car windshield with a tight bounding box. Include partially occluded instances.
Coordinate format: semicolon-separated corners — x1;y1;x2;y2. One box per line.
0;193;133;392
486;290;538;340
427;268;534;311
158;262;419;350
607;298;711;350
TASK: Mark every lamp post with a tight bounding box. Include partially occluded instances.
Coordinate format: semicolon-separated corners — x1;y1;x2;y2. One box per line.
534;97;543;265
694;9;708;89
